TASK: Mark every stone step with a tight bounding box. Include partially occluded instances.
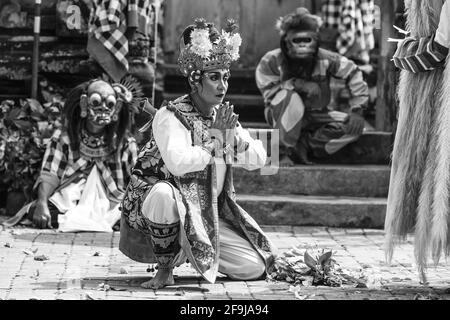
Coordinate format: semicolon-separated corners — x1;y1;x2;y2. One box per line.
314;131;393;165
245;129;393;165
233;165;390;198
236;194;387;228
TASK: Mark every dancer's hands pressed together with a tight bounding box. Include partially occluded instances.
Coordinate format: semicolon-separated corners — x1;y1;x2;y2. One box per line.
211;102;239;145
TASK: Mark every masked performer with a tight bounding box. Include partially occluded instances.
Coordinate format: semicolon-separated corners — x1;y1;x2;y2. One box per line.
386;0;450;283
119;19;277;289
4;79;138;232
255;7;369;165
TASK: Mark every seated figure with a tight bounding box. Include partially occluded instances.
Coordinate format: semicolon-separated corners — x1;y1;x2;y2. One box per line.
4;79;138;232
255;7;369;165
119;19;278;289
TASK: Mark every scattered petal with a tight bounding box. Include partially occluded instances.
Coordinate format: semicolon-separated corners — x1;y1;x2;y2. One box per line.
110;287;127;292
34;255;49;261
97;283;111;291
84;292;95;300
119;267;129;274
355;282;368;289
23;249;33;255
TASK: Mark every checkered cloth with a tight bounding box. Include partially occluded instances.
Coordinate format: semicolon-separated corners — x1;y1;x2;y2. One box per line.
40;129;138;202
321;0;375;57
393;35;449;73
89;0;155;71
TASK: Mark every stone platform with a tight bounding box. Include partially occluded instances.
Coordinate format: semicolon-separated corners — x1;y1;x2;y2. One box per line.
0;222;449;301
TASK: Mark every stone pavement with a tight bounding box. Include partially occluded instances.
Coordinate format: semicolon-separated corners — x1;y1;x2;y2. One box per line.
0;222;449;301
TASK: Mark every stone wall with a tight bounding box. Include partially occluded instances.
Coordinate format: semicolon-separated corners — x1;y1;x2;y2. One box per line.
0;0;91;101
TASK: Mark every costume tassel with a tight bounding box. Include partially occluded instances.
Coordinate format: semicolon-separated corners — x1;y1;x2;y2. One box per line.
415;156;434;284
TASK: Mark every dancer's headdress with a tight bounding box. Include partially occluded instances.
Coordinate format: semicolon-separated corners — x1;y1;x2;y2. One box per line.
178;18;242;82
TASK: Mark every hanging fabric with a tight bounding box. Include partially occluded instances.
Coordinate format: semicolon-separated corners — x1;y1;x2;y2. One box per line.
321;0;375;64
87;0;156;82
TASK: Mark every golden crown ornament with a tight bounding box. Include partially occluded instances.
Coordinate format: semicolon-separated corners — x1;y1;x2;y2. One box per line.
178;18;242;81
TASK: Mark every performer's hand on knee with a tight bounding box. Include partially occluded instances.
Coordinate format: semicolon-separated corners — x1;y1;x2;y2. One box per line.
304;82;320;99
294;79;320;99
346;112;365;136
33;201;53;229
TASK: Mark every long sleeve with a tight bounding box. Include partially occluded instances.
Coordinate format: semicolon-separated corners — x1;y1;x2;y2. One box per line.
232;124;267;171
255;49;295;105
393;35;449;73
329;53;369;109
40;130;68;182
392;0;450;73
152;107;212;177
34;129;68;191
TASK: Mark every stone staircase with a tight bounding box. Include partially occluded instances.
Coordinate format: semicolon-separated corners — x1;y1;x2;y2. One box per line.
234;129;391;229
233;165;389;229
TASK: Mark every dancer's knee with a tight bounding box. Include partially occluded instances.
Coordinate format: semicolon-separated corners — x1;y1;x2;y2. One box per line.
228;258;266;281
142;182;178;224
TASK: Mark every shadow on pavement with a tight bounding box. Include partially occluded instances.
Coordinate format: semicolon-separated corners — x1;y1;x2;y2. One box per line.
30;276;210;294
10;231;114;248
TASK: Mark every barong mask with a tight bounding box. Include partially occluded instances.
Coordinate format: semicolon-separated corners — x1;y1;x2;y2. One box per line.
276;7;322;60
178;18;242;84
80;80;133;126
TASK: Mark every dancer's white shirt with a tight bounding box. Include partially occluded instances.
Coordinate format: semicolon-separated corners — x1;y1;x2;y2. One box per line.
152;106;267;194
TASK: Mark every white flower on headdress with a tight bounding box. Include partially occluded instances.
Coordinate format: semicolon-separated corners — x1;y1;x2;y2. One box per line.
229;33;242;60
221;30;241;61
190;28;212;58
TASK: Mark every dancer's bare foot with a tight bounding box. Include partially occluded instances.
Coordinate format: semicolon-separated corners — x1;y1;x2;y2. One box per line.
141;268;175;289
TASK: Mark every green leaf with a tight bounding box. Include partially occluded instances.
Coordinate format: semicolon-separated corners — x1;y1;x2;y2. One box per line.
26;99;45;114
7;107;21;120
319;251;333;266
30;111;45;121
304;251;317;270
13;119;32;130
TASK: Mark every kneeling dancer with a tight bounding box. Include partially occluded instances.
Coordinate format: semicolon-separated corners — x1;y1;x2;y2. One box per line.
119;19;278;289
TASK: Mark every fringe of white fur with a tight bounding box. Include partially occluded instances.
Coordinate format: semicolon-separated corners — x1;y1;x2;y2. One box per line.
385;0;449;280
431;54;450;264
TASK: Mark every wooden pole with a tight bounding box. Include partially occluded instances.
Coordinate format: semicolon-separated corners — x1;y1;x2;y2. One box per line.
152;0;161;107
375;0;400;132
31;0;41;99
